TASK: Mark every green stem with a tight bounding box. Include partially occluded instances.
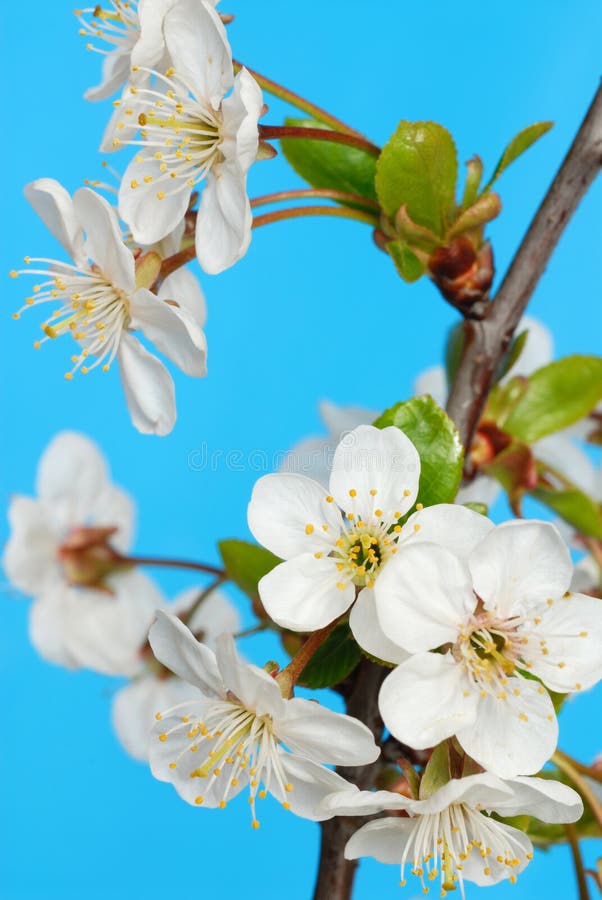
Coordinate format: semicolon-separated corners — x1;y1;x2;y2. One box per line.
253;205;379;230
233;59;365;138
250;188;380;213
123;554;226;579
553;751;602;832
565;822;591;900
234;623;268;639
259;124;380;158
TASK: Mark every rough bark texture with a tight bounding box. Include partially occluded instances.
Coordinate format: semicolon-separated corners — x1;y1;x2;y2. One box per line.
311;80;602;900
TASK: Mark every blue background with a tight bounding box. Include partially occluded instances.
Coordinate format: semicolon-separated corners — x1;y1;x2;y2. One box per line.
1;1;601;897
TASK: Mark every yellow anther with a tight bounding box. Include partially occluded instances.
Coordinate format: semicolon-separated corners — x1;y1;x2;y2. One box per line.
416;502;424;510
413;523;421;532
156;191;166;200
64;372;73;381
349;489;357;497
159;733;167;742
130;179;139;189
285;783;293;792
305;524;314;535
519;712;529;722
336;582;346;590
194;796;203;805
9;270;18;278
251;820;260;829
374;508;383;517
282;802;291;810
168;763;176;769
326;495;334;503
314;552;323;559
218;800;226;809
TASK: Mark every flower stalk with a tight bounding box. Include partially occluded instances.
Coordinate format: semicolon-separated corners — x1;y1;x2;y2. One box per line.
258;124;380;157
553;751;602;833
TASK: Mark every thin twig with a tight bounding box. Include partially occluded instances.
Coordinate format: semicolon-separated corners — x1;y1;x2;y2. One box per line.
447;81;602;450
123;554;226;578
252;205;379;230
250;188;380;213
565;823;592;900
259;124;380;158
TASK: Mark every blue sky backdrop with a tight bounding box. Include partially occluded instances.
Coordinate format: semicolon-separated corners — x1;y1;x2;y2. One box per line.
1;1;601;898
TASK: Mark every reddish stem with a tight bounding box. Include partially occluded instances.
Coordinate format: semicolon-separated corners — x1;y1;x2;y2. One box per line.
259;124;380;158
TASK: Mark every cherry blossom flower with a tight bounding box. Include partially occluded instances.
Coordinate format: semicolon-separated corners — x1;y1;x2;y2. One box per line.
248;424;493;642
117;0;263;274
375;520;602;777
11;179;207;435
319;773;583;896
147;611;378;824
112;587;240;760
3;431;163;674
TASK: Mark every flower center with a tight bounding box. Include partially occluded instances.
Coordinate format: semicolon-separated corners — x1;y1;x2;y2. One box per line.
333;527;391;587
115;66;223;202
456;614;526;699
157;698;295;828
399;803;531;896
11;259;129;378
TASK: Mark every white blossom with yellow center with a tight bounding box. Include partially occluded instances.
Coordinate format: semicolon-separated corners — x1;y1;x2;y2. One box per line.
116;0;263;274
148;612;379;824
248;424;494;650
375;520;602;777
319;774;583;897
11;179;207;435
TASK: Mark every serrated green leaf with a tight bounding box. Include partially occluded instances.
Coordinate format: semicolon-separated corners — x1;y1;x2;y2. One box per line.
503;356;602;443
297;622;362;689
218;540;281;600
531;485;602;539
374;395;464;507
375;121;458;236
280;117;378;209
387;240;426;282
485;121;553;190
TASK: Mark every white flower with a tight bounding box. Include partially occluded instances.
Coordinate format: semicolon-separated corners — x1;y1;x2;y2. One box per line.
248;424;493;645
117;0;263;275
281;400;378;487
375;520;602;777
147;611;378;824
319;773;583;895
3;430;160;674
12;179;207;435
112;587;240;761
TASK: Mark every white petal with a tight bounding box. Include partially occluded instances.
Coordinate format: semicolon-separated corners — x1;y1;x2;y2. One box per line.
148;610;223;698
247;472;342;559
130;288;207;376
375;543;475;653
220;68;262;173
319;400;378;436
158;268;207;328
164;0;232;106
280;437;334;488
349;588;409;665
345;818;415;864
535;433;599;496
455;473;501;508
90;484;135;554
329;425;420;519
460;821;532;886
112;674;201;762
404;503;494;563
119;157;190;246
195;166;252;274
571;554;599;593
318;787;410;818
379;652;478;748
273;754;356;822
413;365;448;406
117;333;176;436
456;677;558;778
173;588;240;649
215;633;284;718
469;521;573;618
85;50;131;101
276;697;379;766
132;0;176;69
36;431;109;516
4;497;59;596
62;569;162;676
494;776;583;822
258;555;355;632
29;593;81;669
24;179;85;266
528;591;602;691
414;772;513;815
73;188;135;292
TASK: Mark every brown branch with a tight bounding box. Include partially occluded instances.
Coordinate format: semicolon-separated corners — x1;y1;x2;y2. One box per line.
447;81;602;450
312;661;387;900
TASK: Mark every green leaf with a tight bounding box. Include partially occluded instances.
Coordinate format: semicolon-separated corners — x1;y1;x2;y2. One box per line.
298;623;362;689
463;502;489;516
280;117;378;208
503;356;602;442
446;192;501;239
375;121;458;236
218;540;281;600
530;485;602;539
387;240;426;282
374;395;464;507
419;742;451;799
461;155;484;210
485;121;553;190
